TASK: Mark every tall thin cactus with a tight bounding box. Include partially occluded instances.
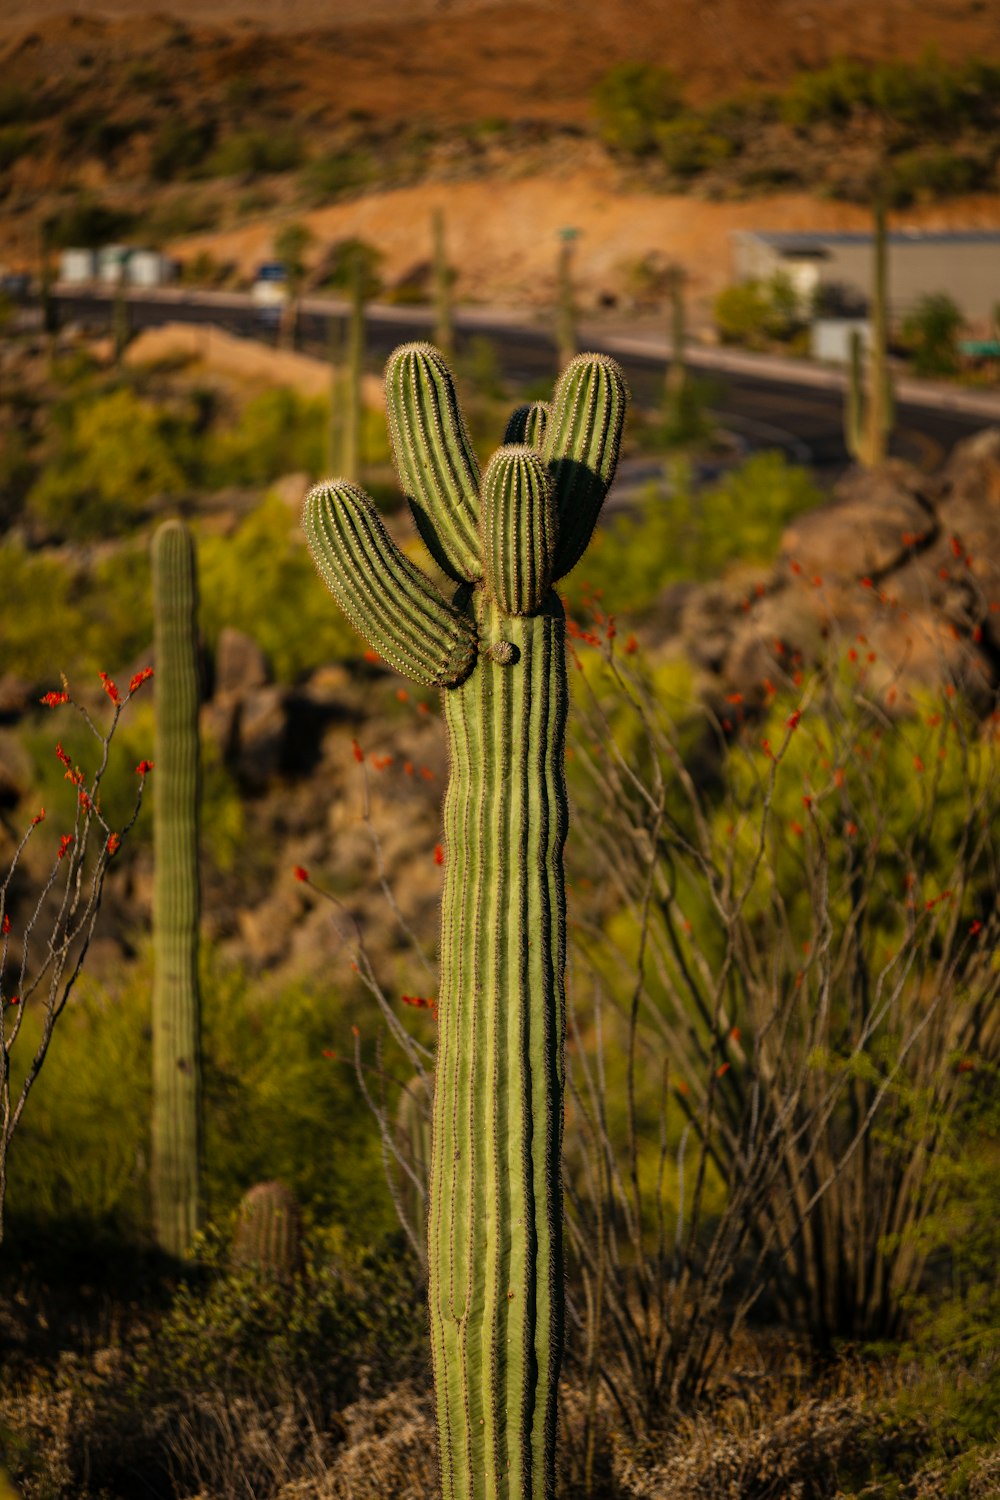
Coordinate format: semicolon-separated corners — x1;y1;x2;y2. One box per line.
327;311;343;474
845;195;894;466
433;207;455;357
666;263;686;400
341;250;365;484
304;341;627;1500
555;229;579;370
151;520;202;1259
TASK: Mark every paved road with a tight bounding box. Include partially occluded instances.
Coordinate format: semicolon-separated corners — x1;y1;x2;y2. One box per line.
53;286;997;474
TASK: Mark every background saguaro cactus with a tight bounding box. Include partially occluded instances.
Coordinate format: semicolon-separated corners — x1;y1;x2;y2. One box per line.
303;342;627;1500
845;195;894;466
151;519;202;1259
232;1180;303;1278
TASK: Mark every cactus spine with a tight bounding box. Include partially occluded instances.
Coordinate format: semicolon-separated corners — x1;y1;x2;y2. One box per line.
845;195;894;466
304;343;627;1500
151;519;202;1259
433;207;455;357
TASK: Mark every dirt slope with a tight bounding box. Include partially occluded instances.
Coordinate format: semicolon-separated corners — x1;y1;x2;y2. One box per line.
3;1;1000;119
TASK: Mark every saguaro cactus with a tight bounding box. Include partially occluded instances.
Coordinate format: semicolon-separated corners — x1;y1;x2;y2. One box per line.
303;342;627;1500
845;195;894;466
151;519;202;1259
232;1180;303;1278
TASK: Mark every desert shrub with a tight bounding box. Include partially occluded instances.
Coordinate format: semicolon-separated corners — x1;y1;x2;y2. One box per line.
204;387;326;489
0;539;153;683
0;125;34;170
713;275;804;348
781;57;872;128
44;196;134;250
902;292;964;377
594;62;684;156
5;950;397;1256
28;387;198;539
887;147;987;206
205;128;303;178
657;116;735;178
301;147;375;203
149;116;217;181
140;191;221;243
566;452;823;614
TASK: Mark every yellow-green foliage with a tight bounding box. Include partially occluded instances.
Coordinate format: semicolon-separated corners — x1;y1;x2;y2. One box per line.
28;387;194;538
4;955;397;1252
1;538;152;681
568;452;822;614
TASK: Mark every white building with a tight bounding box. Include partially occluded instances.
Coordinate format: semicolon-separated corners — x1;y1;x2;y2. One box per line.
59;248;97;284
732;229;1000;325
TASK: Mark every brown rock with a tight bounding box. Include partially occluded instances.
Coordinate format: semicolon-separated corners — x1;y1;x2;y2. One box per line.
780;462;935;583
215;627;270;697
0;731;32;808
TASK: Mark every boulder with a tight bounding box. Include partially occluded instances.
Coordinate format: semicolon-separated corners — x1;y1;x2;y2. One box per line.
780;461;936;583
215;627;270;698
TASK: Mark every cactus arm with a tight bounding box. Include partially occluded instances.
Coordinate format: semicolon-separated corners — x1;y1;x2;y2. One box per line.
151;519;201;1259
542;353;629;581
303;481;478;687
431;590;568;1500
480;446;557;618
385;343;482;584
503;402;550;449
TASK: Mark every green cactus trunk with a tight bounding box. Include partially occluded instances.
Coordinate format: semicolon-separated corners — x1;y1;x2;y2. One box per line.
343;255;365;484
151;519;201;1259
304;342;626;1500
432;589;567;1499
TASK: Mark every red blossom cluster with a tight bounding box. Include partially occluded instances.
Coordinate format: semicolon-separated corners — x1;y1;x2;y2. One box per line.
99;671;120;705
402;993;438;1017
40;691;69;708
292;865;310;883
135;760;154;776
129;666;154;694
57;834;73;860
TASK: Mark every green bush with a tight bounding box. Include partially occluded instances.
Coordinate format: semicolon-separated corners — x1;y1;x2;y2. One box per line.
205;128;304;178
887;147;986;207
5;953;398;1253
567;451;822;613
44;195;135;250
713;274;804;348
300;147;375;203
205;388;326;489
594;61;684;156
316;236;382;298
902;292;964;377
149;116;217;181
0;538;153;683
657;116;735;178
28;387;198;539
0;125;35;170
